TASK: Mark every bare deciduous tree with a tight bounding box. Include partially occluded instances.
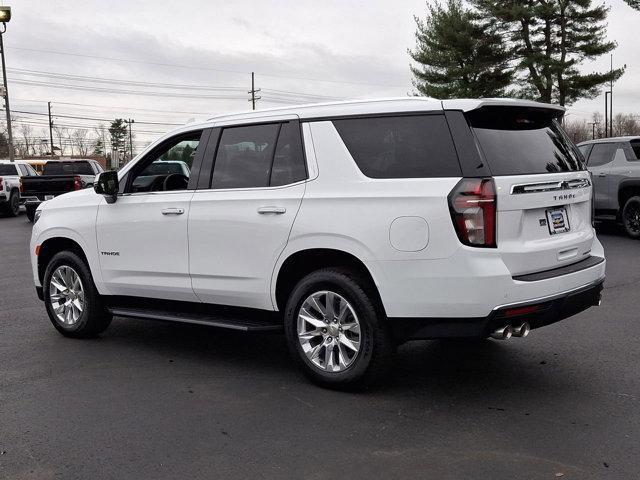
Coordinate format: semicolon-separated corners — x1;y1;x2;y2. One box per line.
19;124;34;157
71;129;90;156
53;126;68;156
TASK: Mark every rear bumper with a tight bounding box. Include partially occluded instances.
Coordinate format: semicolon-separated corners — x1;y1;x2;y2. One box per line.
389;278;604;341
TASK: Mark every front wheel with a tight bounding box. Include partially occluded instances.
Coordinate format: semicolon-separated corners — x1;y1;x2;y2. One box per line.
622;196;640;239
284;269;394;389
43;251;112;338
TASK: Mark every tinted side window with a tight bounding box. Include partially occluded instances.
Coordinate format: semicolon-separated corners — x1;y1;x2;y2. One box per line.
270;122;307;186
630;140;640;160
332;115;461;178
212;124;279;189
588;143;617;167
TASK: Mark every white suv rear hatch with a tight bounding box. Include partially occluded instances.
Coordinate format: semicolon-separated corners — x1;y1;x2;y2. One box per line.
466;105;594;277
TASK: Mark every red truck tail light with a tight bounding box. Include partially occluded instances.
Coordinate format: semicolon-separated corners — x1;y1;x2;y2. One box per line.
448;178;497;248
18;177;23;193
73;175;81;191
0;177;4;190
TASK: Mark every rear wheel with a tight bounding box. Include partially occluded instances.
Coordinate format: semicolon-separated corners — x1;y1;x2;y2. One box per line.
622;196;640;239
284;269;394;389
7;190;20;217
1;190;19;217
43;251;112;338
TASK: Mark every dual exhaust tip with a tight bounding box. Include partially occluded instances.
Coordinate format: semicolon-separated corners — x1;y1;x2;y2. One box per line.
490;322;530;340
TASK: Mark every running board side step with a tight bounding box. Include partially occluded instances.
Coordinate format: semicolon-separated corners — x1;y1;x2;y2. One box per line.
107;307;284;332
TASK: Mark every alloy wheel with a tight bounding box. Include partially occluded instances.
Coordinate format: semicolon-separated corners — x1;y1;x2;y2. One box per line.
624;202;640;234
296;290;361;372
49;266;85;325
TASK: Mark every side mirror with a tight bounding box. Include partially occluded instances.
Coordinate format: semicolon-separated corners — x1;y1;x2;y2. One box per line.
94;171;119;204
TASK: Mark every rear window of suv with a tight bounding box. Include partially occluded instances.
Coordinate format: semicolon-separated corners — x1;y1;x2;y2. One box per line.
0;164;18;175
43;161;94;175
332;114;461;178
467;106;584;175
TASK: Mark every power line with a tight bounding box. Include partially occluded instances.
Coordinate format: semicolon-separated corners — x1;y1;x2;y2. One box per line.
12;97;211;115
4;108;182;125
9;67;248;92
8;68;348;101
8;78;251;99
9;45;407;88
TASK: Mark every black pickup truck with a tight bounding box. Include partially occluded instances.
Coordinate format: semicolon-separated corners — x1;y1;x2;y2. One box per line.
20;159;104;221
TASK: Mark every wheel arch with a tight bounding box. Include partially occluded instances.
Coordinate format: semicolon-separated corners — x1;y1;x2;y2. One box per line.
618;180;640;211
37;236;91;285
273;247;386;315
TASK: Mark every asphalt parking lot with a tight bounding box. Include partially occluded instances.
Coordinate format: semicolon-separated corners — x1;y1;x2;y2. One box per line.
1;212;639;480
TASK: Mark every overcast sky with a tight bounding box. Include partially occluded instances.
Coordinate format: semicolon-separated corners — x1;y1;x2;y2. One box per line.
3;0;639;148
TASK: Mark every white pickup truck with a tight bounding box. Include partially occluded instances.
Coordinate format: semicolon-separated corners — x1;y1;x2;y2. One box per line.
0;160;39;217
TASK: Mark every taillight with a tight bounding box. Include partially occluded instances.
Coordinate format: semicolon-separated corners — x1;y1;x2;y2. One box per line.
0;177;3;190
18;177;23;193
73;176;82;191
588;171;595;226
448;177;497;248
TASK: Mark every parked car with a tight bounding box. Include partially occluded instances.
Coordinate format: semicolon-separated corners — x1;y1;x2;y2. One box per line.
30;98;605;388
577;137;640;238
0;160;39;217
20;159;104;222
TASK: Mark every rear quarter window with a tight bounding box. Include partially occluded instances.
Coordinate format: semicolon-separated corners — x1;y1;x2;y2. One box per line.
332;114;461;178
587;143;617;167
467;107;585;175
630;140;640;160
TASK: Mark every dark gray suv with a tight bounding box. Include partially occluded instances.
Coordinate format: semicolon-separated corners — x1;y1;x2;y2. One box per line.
578;137;640;239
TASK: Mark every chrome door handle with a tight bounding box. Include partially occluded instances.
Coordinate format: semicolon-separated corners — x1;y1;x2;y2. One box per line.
597;173;607;177
257;206;286;214
161;208;185;215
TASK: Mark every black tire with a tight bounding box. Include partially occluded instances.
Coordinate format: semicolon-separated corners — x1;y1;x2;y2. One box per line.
43;251;112;338
6;190;20;217
25;204;36;222
284;268;395;389
621;196;640;239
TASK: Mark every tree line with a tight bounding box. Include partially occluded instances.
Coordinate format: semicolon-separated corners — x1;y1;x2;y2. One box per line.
410;0;638;106
0;118;134;161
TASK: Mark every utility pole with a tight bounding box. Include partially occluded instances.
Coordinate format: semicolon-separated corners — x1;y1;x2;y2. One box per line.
609;54;613;137
248;72;261;110
0;25;14;161
125;118;134;162
47;101;55;157
604;91;610;138
591;122;597;140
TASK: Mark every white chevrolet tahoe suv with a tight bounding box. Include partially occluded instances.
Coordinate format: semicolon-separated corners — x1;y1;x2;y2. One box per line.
30;98;605;388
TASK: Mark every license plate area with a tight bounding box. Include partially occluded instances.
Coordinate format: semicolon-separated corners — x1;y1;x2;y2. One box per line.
546;207;570;235
45;195;54;200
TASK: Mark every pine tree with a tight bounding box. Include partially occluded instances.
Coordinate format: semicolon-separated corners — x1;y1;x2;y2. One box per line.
109;119;128;153
409;0;513;98
473;0;625;106
624;0;640;10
